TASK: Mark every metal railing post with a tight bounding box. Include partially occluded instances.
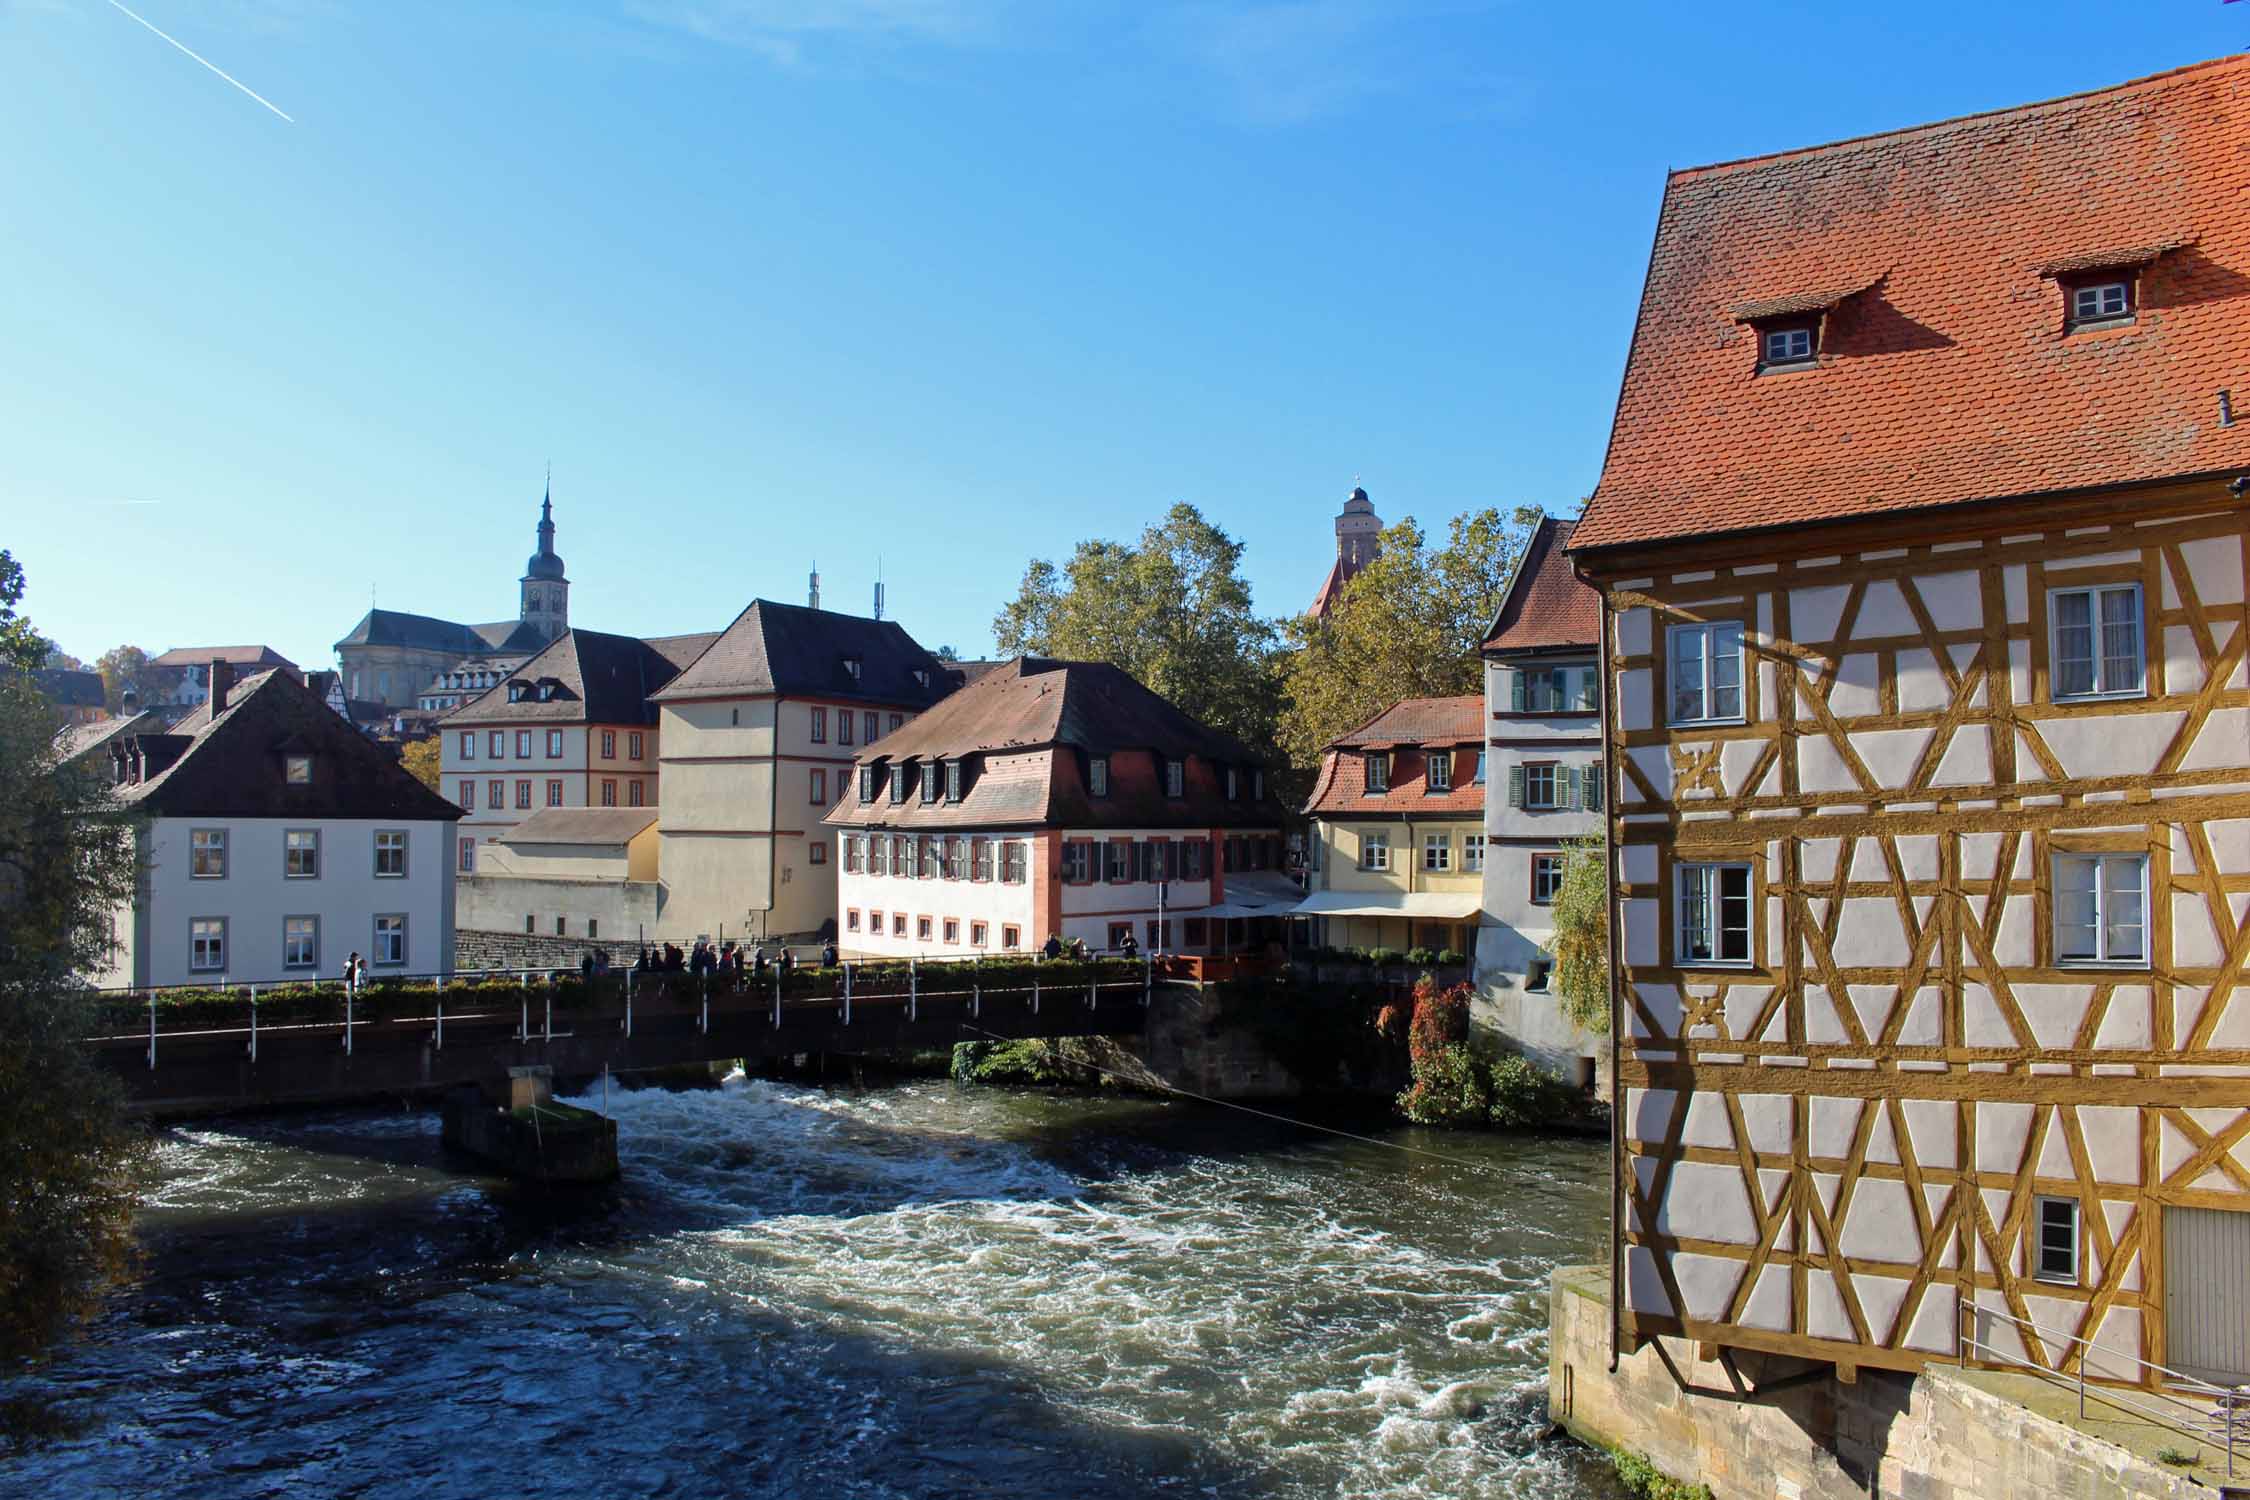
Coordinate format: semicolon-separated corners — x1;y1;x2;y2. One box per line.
841;962;851;1026
624;977;633;1039
247;986;258;1062
699;976;708;1035
1144;953;1152;1006
1032;954;1040;1015
972;954;980;1019
519;991;528;1042
343;982;353;1056
909;957;917;1023
435;987;443;1050
147;992;156;1070
544;986;553;1044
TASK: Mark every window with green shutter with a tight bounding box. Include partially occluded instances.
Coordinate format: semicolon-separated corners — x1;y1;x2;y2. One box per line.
1507;765;1526;808
1583;760;1605;812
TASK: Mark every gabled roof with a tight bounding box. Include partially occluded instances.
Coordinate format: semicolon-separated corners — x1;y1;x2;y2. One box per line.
1574;55;2250;554
1302;695;1486;819
35;667;105;708
1306;553;1364;619
501;807;658;847
148;644;295;670
443;629;720;726
109;670;462;822
1483;516;1601;653
1321;694;1484;752
59;709;160;764
332;608;537;656
650;600;951;708
858;656;1263;765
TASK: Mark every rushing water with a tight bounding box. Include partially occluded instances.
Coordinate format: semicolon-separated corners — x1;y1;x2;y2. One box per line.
2;1074;1624;1499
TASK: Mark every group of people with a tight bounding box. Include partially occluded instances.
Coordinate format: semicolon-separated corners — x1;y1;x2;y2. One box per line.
624;939;844;979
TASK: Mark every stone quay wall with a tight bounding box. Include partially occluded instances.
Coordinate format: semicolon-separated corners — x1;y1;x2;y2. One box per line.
1546;1265;2221;1500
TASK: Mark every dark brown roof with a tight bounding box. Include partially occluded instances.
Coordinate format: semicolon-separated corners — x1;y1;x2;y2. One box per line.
1483;517;1601;653
823;658;1284;833
149;644;296;670
35;667;104;708
444;629;720;726
1573;55;2250;554
112;670;463;822
651;601;953;708
501;808;658;846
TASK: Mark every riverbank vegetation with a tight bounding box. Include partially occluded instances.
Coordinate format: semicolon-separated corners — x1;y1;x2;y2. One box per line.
0;556;151;1369
1395;977;1594;1133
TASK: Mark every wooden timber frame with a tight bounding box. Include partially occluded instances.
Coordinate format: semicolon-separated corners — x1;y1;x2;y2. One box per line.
1575;475;2250;1389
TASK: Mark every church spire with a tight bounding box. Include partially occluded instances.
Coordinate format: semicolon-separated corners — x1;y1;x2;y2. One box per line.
521;468;569;642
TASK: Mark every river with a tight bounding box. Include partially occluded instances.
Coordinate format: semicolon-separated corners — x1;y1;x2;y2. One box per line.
2;1073;1624;1499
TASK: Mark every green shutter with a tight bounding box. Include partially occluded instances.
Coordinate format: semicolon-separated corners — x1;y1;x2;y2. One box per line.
1584;760;1605;812
1564;764;1582;809
1508;765;1525;808
1511;670;1526;711
1577;667;1600;711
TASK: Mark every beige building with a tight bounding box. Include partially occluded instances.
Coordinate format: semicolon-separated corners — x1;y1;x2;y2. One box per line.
650;599;956;945
455;807;663;946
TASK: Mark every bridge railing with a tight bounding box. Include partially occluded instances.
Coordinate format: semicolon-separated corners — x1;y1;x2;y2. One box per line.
84;952;1155;1050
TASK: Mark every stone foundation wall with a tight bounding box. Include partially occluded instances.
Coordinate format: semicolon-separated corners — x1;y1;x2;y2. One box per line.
457;928;623;974
1546;1265;2219;1500
1137;984;1300;1099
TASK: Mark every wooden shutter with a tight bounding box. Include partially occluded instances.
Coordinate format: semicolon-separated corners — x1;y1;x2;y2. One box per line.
1511;670;1527;711
1577;667;1599;711
1584;760;1605;812
1564;764;1582;809
1508;765;1525;808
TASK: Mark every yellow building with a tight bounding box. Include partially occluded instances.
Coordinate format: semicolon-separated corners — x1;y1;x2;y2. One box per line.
1299;696;1486;956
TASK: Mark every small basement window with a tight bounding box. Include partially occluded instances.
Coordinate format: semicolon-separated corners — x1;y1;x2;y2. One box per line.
2034;1196;2080;1283
2068;279;2133;328
1760;324;1816;368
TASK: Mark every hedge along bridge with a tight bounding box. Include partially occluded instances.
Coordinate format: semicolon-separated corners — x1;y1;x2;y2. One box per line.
84;955;1156;1117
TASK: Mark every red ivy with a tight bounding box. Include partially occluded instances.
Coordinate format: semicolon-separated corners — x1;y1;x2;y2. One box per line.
1406;977;1472;1066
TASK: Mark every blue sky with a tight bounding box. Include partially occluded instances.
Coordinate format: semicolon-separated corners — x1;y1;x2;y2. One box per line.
4;1;2243;671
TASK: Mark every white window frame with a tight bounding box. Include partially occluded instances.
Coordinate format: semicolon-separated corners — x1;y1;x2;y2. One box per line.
1463;834;1486;873
190;916;227;973
2047;583;2145;702
2052;851;2150;968
1002;841;1027;885
1667;620;1746;725
547;729;564;758
283;914;319;971
1364;752;1389;794
1426;751;1452;792
373;914;407;967
1089;756;1110;797
1676;861;1755;967
190;827;228;879
1762;325;1814;365
2070;281;2130;324
1422;832;1451;872
284;828;320;879
1360;830;1390;871
374;828;408;878
1532;852;1566;905
2034;1195;2081;1284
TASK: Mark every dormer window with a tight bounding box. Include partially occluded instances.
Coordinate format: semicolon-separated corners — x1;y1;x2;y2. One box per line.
1427;751;1452;793
913;668;930;689
945;758;964;802
1089;756;1110;797
1164;758;1184;798
888;764;907;804
285;754;312;784
859;765;878;803
2069;279;2133;327
921;760;941;804
843;656;862;681
507;682;527;703
1761;324;1816;368
1365;751;1390;794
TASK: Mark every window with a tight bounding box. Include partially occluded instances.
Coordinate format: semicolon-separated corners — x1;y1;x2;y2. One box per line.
487;780;503;809
525;915;535;934
516;780;532;810
1668;621;1745;724
629;732;644;759
1360;831;1390;871
1002;841;1027;884
1062;841;1091;884
1105;841;1132;883
1002;924;1021;950
1761;324;1815;367
2050;584;2144;700
2035;1196;2081;1283
1253;769;1266;802
601;780;617;807
870;910;884;935
1525;955;1553;992
373;914;406;967
1423;833;1451;872
547;779;563;806
601;730;617;759
1427;751;1452;792
1089;756;1110;797
945;759;964;803
375;829;407;877
2069;280;2132;326
811;768;827;805
285;754;312;784
892;837;913;878
190;917;226;972
628;780;645;807
555;916;567;936
838;712;854;747
1365;752;1390;793
1164;759;1184;797
1532;853;1566;904
285;829;319;878
943;918;959;945
1520;763;1561;810
809;840;827;866
945;838;967;880
2054;852;2148;966
489;731;505;759
515;730;532;758
868;834;887;877
1677;862;1754;965
921;761;941;804
890;765;908;804
1225;767;1239;801
864;711;879;744
810;706;827;743
1514;665;1600;713
1184;918;1208;947
843;656;862;681
888;713;904;735
589;919;598;940
1108;922;1133;950
1464;834;1486;873
460;731;476;760
892;912;907;937
844;835;863;874
972;838;993;882
970;921;988;947
847;909;862;933
459;779;475;810
459;840;475;873
284;915;318;970
1180;839;1208;880
860;765;878;802
191;828;228;878
921;837;941;880
547;729;563;757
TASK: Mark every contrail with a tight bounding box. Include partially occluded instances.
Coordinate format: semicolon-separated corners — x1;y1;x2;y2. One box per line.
106;1;294;123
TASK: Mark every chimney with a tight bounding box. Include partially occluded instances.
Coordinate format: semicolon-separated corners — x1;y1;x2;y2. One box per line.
209;657;236;712
121;687;139;714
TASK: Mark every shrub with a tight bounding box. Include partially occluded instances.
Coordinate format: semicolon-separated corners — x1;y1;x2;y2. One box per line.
1608;1448;1713;1500
1405;976;1471;1058
1547;835;1612;1035
1364;947;1401;968
1398;1042;1489;1126
1486;1054;1581;1130
1373;1002;1409;1045
1435;948;1464;967
950;1039;1095;1087
1405;946;1435;966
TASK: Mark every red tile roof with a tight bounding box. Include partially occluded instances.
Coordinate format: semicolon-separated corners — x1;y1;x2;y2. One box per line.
1483;516;1601;652
1306;553;1364;619
1303;696;1486;818
1573;56;2250;554
1324;695;1483;750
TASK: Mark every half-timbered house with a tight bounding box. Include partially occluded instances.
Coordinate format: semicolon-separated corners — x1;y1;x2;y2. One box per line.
1572;59;2250;1391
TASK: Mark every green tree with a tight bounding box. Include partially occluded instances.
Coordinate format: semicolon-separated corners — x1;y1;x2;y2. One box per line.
1276;506;1541;767
0;664;149;1363
1545;835;1611;1035
93;645;154;713
992;503;1282;754
0;551;51;673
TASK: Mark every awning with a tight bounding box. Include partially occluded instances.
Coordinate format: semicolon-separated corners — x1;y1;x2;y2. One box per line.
1288;890;1483;921
1201;872;1305;920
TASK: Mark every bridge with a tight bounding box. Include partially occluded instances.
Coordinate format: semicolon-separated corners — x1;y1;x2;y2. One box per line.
86;956;1155;1117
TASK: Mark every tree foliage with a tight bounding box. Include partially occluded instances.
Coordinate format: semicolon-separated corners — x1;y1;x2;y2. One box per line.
398;736;442;793
0;551;50;674
1546;835;1611;1035
991;503;1282;753
1277;506;1540;767
93;645;154;713
0;662;149;1364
